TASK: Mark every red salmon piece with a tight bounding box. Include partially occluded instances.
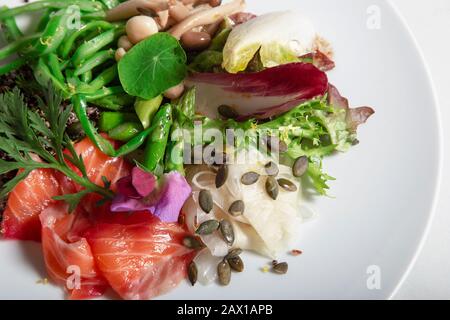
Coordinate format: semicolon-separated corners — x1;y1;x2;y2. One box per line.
85;216;194;300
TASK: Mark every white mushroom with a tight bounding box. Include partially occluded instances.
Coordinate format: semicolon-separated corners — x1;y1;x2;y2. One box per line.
115;48;127;61
126;15;159;44
169;2;191;22
164;83;185;99
106;0;169;22
117;35;133;51
169;0;245;40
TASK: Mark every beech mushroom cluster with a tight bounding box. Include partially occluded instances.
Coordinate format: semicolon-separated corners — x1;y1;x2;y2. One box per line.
109;0;245;99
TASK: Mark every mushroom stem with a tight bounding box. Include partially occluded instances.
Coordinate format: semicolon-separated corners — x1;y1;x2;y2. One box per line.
169;0;245;39
106;0;169;22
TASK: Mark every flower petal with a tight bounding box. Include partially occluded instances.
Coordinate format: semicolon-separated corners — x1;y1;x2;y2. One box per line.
152;172;192;223
131;167;157;197
116;176;141;199
110;194;152;212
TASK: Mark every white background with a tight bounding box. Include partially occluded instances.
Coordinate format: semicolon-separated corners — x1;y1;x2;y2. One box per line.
391;0;450;300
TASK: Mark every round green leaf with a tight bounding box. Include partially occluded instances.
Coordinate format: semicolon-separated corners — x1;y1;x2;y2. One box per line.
118;33;187;100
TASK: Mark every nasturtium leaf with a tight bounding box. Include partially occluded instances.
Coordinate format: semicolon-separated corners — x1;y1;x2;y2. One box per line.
118;33;187;100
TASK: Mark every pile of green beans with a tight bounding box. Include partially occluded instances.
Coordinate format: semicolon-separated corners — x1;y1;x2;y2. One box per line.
0;1;127;105
0;0;189;176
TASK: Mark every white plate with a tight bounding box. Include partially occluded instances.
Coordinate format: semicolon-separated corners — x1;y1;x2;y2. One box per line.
0;0;442;299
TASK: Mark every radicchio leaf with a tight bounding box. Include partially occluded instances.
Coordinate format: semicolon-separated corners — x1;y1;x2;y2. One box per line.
186;62;328;120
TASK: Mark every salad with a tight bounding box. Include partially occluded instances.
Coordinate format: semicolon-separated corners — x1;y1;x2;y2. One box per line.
0;0;374;300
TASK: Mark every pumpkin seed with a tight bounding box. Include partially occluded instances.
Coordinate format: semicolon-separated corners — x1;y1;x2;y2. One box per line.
227;256;244;272
182;236;205;250
217;260;231;285
228;200;245;216
265;176;279;200
265;136;288;153
293;156;309;177
277;178;298;192
215;164;228;188
272;262;288;274
218;105;239;120
225;248;243;260
241;172;260;185
264;161;279;176
219;220;235;246
188;261;198;286
196;220;220;235
199;190;213;213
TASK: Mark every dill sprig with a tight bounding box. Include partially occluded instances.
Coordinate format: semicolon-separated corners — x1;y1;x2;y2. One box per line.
0;86;114;211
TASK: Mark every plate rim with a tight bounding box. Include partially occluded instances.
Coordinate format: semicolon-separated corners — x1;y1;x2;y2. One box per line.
386;0;444;300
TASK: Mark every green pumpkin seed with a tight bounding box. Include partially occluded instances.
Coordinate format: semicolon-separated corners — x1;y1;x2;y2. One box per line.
182;236;205;250
219;220;235;246
228;200;245;216
272;262;288;274
225;248;243;260
217;260;231;286
196;220;220;235
241;172;260;185
199;190;213;213
293;156;309;177
188;261;198;286
227;256;244;272
215;164;228;188
265;176;279;200
277;178;298;192
218;105;239;120
264;161;279;176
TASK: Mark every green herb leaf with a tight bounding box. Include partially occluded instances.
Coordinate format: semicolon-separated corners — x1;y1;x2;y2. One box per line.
118;33;187;100
53;190;91;213
0;86;114;206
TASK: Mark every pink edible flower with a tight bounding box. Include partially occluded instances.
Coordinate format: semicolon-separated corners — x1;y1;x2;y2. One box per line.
111;167;191;223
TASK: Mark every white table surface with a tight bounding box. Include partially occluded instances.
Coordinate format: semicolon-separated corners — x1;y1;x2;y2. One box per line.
390;0;450;300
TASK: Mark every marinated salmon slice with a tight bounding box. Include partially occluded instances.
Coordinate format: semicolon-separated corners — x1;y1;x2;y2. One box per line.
1;136;131;241
40;202;108;300
1;170;75;241
85;216;195;300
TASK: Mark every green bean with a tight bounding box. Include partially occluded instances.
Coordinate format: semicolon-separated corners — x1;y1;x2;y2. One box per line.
72;94;117;155
98;0;121;10
80;70;93;83
134;95;163;129
60;21;114;59
90;92;135;110
0;57;26;76
46;53;65;83
99;112;138;132
35;9;52;33
72;95;155;157
88;64;118;91
71;27;124;67
0;6;23;42
0;1;104;20
143;104;173;173
85;86;124;101
32;9;70;57
81;11;108;21
164;89;196;174
164;121;184;174
0;33;41;60
74;49;115;76
33;58;69;96
108;122;143;142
